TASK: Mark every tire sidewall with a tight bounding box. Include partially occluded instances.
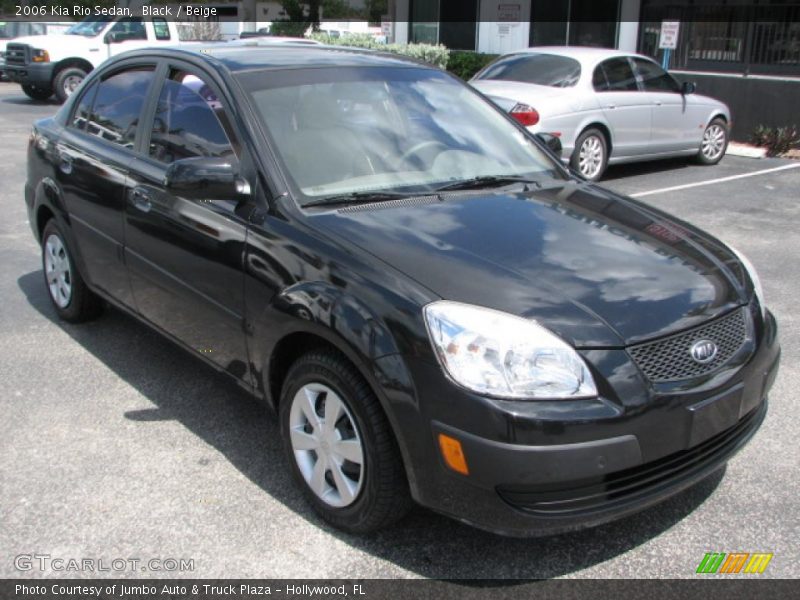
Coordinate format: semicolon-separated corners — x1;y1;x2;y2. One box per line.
571;128;608;181
279;358;383;529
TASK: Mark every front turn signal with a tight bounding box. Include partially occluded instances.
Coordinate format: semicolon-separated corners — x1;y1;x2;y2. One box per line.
438;433;469;475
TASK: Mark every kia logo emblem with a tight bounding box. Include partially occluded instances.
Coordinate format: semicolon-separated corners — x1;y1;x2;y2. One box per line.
690;339;718;364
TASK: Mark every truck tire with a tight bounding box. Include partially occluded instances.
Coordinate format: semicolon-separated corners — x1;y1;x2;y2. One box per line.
22;84;53;102
53;67;88;104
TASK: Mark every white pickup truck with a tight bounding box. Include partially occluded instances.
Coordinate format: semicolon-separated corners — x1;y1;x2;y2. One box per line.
4;16;181;102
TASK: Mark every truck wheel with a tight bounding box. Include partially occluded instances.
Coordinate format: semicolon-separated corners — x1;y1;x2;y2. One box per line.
53;67;87;104
22;84;53;102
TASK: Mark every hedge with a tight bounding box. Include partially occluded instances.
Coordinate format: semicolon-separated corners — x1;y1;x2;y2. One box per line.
308;32;450;70
447;51;499;80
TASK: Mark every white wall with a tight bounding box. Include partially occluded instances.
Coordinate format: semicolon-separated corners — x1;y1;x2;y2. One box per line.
477;0;531;54
618;0;640;52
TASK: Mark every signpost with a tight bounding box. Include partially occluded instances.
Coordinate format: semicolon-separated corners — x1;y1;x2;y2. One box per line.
659;21;680;70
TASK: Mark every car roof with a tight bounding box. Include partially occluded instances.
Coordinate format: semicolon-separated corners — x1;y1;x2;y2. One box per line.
120;43;429;73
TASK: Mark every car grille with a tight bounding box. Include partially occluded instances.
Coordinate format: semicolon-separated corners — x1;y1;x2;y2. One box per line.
5;43;29;66
497;401;765;516
627;307;750;383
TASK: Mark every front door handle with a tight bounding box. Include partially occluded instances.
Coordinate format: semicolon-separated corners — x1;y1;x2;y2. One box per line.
59;154;73;175
130;188;152;213
653;100;663;106
605;104;617;109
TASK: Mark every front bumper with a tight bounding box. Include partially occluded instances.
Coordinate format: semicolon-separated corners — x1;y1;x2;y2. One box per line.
391;308;780;536
4;62;54;88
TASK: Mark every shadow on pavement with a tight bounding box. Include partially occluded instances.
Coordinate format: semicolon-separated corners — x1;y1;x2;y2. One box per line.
602;157;694;182
18;269;725;579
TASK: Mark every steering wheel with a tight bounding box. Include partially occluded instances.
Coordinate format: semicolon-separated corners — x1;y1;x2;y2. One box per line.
398;140;448;166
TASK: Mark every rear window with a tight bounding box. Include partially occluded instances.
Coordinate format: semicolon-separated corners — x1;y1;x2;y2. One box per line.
476;53;581;88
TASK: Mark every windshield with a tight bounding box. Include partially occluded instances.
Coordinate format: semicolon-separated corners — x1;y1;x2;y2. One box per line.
240;67;563;205
476;53;581;88
66;17;108;37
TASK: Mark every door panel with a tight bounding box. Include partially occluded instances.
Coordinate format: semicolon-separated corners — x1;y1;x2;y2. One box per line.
593;57;651;157
124;68;250;381
631;58;695;153
57;67;156;306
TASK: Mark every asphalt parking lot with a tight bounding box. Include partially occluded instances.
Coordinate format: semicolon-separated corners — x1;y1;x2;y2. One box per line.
0;80;798;579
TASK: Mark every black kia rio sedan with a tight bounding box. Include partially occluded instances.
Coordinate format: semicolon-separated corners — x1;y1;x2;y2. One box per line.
25;44;780;536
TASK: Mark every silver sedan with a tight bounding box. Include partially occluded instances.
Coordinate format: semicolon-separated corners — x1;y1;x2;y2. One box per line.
471;47;731;180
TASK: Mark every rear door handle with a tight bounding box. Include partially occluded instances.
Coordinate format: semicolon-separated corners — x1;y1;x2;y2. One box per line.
653;100;663;106
605;104;616;109
130;188;152;213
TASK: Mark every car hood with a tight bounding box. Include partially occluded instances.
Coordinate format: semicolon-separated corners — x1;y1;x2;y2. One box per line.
311;182;746;348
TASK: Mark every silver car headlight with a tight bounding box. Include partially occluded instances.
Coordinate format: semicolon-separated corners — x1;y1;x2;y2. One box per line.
423;301;597;399
728;245;766;319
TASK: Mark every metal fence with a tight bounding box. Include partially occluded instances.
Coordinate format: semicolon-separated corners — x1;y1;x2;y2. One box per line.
639;2;800;76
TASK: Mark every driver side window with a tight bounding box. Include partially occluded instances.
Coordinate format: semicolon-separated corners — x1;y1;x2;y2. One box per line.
632;58;681;93
108;17;147;42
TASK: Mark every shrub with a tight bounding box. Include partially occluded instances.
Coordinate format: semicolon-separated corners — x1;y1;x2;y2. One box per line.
447;51;499;80
308;32;450;70
750;125;800;157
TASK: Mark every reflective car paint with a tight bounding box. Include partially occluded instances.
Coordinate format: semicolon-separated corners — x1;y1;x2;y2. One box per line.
24;46;779;536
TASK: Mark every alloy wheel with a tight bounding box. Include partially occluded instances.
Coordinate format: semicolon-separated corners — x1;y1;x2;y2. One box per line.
579;135;604;179
63;75;83;97
44;234;72;308
289;383;365;508
701;124;726;161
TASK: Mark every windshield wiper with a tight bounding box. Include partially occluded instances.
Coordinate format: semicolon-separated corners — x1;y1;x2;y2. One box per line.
434;175;543;192
303;190;413;208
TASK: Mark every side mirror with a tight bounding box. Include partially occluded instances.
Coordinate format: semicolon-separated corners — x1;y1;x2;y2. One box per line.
681;81;696;95
535;132;563;158
163;157;246;200
103;32;120;44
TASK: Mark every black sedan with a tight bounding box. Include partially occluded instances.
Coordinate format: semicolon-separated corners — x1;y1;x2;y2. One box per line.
25;45;780;536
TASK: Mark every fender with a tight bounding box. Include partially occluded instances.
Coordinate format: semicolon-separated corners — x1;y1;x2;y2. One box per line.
32;176;94;289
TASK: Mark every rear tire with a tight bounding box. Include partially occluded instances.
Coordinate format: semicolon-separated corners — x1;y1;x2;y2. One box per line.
41;220;102;322
22;84;53;102
570;128;608;181
279;349;412;533
53;67;87;104
696;118;728;165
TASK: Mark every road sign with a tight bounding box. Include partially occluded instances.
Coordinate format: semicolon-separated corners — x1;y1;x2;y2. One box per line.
659;21;680;49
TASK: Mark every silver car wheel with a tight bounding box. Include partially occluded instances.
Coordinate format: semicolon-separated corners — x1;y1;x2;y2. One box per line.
44;233;72;308
62;74;83;97
289;382;365;508
701;124;727;161
579;135;604;179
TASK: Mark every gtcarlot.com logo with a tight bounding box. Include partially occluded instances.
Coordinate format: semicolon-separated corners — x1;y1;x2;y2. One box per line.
14;554;195;573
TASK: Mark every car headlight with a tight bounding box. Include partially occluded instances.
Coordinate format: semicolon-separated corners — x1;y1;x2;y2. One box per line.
423;301;597;399
728;245;766;319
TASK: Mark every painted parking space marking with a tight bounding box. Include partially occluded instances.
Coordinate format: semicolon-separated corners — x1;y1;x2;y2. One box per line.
631;163;800;198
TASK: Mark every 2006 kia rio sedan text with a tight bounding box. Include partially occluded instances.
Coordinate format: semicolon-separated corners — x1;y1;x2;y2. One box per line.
25;45;780;536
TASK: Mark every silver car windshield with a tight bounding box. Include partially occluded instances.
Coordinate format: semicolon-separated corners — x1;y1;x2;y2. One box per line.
242;67;563;204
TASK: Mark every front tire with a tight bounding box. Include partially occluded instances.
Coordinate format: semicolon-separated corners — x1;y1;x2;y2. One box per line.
696;118;729;165
22;84;53;102
571;128;608;181
41;220;102;322
279;350;411;533
53;67;87;104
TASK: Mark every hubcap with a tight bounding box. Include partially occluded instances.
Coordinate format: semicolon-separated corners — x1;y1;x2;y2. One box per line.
44;234;72;308
289;383;365;508
63;75;83;96
701;124;726;160
579;135;604;178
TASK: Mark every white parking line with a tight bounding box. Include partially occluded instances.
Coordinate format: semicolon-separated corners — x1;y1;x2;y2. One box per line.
630;163;800;198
